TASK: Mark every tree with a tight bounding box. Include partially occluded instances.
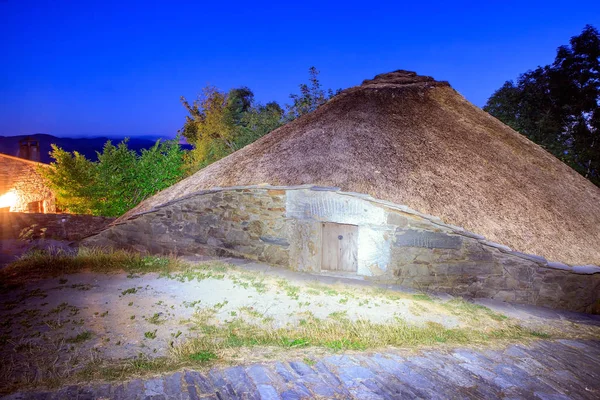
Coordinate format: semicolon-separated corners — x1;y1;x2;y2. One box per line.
180;87;283;170
286;66;340;120
484;25;600;185
179;67;339;170
40;138;187;216
180;86;241;167
551;25;600;179
236;101;284;148
39;146;98;215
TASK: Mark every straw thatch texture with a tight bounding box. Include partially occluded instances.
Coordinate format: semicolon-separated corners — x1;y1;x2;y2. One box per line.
123;71;600;265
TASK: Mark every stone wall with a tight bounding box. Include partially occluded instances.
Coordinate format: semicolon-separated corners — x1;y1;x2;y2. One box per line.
0;212;114;241
85;188;289;262
0;154;55;213
84;185;600;313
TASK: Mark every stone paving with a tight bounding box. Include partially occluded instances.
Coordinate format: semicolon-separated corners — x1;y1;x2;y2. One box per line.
3;339;600;399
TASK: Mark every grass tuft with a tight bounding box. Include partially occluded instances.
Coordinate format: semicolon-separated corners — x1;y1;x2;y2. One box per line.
442;299;509;322
1;247;187;283
529;331;551;339
144;330;157;339
65;331;92;343
412;294;433;301
170;310;550;361
148;313;166;325
188;351;218;362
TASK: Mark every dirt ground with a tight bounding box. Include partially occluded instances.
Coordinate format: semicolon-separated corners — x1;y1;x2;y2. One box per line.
1;255;599;394
0;261;460;359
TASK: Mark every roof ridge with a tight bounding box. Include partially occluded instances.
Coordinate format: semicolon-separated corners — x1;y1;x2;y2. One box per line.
0;152;48;166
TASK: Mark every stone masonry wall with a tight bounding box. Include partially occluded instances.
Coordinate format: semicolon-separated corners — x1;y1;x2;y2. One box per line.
0;154;55;213
0;213;114;241
84;185;600;313
389;230;600;313
85;188;289;263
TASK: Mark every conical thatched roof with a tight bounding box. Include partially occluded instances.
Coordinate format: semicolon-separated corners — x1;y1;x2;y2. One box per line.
124;70;600;265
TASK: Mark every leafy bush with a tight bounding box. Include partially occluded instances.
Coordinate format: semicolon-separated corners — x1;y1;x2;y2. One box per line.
40;138;187;216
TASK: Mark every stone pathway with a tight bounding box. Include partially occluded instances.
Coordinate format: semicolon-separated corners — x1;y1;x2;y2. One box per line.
3;339;600;399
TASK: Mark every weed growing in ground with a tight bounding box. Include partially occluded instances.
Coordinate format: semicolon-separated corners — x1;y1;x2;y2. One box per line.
442;299;508;322
328;311;348;321
1;247;188;283
66;331;92;343
409;303;427;316
188;351;218;362
20;288;47;300
412;294;433;302
277;280;300;300
70;284;92;291
162;262;231;283
183;300;202;308
121;288;137;296
239;307;263;319
46;302;79;318
148;313;165;325
144;330;157;339
213;301;229;310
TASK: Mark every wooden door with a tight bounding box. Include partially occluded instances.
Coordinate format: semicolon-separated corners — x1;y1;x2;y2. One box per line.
321;223;358;272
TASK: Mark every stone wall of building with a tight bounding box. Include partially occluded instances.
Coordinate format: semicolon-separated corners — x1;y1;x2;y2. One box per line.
84;185;600;313
85;188;289;262
0;212;114;241
0;154;55;213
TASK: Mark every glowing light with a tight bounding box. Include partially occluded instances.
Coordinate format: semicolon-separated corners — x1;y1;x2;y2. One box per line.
0;191;18;209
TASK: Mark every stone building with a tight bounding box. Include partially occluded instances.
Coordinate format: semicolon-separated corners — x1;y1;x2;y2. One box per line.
85;70;600;313
0;152;55;213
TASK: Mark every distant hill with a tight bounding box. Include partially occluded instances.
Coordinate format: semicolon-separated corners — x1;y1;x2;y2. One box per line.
0;134;192;164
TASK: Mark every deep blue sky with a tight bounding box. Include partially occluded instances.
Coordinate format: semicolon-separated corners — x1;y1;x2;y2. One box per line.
1;0;599;138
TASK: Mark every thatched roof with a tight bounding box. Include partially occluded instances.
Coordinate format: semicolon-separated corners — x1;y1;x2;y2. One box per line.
124;70;600;265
